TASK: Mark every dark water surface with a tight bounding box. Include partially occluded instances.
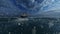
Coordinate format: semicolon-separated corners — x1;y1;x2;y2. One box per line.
0;17;59;34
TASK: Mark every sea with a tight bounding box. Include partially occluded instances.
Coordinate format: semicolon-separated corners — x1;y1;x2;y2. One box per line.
0;17;60;34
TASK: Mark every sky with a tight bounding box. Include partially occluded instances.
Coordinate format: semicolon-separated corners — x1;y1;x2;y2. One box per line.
37;0;60;18
0;0;60;18
0;0;44;17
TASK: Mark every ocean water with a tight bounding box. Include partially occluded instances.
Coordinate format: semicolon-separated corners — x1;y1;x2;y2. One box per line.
0;17;60;34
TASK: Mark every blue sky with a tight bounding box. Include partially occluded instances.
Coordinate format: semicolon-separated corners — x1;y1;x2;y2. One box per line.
0;0;44;17
0;0;60;18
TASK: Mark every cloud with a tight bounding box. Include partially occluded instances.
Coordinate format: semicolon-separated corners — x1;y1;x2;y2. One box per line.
0;0;22;17
35;0;60;18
